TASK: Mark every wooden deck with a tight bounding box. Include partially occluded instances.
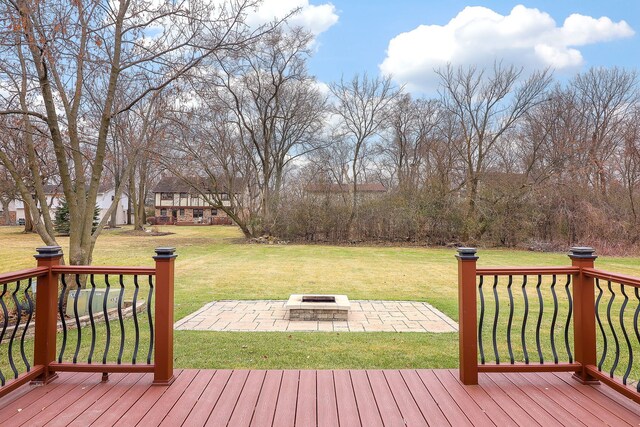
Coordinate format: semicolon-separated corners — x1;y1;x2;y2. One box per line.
0;369;638;426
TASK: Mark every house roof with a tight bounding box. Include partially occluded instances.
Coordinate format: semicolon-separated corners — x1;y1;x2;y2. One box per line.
152;176;242;194
305;182;387;193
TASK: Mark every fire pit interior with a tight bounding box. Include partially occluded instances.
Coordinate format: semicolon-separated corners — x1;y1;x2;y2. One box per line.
285;294;350;321
301;295;336;303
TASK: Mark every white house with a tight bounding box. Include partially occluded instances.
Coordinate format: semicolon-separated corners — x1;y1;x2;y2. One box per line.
13;185;130;226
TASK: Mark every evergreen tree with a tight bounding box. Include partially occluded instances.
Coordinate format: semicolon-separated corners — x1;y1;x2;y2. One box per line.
54;200;99;236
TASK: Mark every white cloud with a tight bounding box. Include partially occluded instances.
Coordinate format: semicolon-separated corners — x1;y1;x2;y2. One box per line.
380;5;634;93
247;0;338;36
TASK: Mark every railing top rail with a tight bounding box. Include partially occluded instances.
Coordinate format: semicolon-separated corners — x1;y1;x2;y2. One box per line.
582;268;640;288
0;266;49;284
51;265;156;275
476;266;580;276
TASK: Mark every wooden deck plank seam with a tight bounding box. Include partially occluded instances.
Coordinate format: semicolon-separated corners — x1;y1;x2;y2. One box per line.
392;370;432;426
398;370;451;426
531;371;631;426
202;369;238;427
474;372;541;427
436;370;496;427
243;369;269;427
416;370;475;426
549;372;640;423
371;369;411;425
506;373;587;427
442;370;515;427
141;369;201;426
482;373;555;426
223;369;254;427
350;370;382;426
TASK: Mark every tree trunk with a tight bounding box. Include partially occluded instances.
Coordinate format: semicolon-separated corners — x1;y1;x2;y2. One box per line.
23;202;34;233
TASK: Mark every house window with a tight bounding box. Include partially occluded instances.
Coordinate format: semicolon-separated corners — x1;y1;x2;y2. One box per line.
193;209;203;219
179;209;185;216
160;208;167;216
220;193;229;200
180;192;188;199
161;193;173;200
211;209;217;216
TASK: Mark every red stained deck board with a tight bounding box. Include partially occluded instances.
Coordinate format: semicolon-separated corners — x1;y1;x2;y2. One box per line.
399;370;450;426
532;372;634;426
550;372;640;424
482;373;560;426
206;369;251;426
66;372;147;427
382;370;427;427
43;372;130;427
0;371;82;422
226;370;267;427
272;370;299;427
416;370;474;426
295;370;316;427
250;370;283;427
4;373;102;426
159;370;217;427
366;370;404;427
435;369;511;427
474;373;540;427
316;370;339;427
505;373;588;426
333;370;361;427
1;369;638;426
182;369;233;426
136;369;200;426
350;370;384;427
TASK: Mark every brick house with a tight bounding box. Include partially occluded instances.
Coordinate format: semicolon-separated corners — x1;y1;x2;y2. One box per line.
152;177;237;225
305;182;387;201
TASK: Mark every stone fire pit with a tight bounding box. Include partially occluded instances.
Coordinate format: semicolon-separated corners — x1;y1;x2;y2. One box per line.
285;294;350;321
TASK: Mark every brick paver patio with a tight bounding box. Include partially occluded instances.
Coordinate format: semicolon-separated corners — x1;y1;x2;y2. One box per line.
174;300;458;332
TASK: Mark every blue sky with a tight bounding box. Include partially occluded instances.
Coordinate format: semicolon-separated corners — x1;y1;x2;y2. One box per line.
289;1;640;95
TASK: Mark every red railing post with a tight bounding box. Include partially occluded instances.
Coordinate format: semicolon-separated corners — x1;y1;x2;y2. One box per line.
569;246;599;384
153;247;177;385
457;247;478;385
33;246;63;384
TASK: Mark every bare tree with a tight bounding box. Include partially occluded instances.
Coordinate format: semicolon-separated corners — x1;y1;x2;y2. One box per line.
436;62;552;239
183;26;327;236
329;73;398;237
0;0;275;264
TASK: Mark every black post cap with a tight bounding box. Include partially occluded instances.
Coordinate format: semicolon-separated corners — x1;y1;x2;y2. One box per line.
456;247;478;260
34;246;63;259
569;246;597;259
153;247;177;260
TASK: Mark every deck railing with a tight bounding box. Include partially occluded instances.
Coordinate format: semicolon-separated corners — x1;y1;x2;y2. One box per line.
0;246;176;399
458;246;640;404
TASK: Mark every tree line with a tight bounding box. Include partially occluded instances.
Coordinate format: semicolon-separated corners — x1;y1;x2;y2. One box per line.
1;1;639;266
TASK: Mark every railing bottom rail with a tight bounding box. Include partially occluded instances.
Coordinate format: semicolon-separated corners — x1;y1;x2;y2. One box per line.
0;365;46;399
49;362;155;373
585;365;640;405
478;362;581;373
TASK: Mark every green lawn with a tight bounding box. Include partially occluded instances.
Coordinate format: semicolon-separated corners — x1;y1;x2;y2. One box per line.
1;225;639;371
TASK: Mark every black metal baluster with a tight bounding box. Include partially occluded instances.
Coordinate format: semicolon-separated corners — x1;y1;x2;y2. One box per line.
549;275;559;363
0;283;8;385
20;278;34;372
478;275;485;364
102;275;111;364
564;275;573;363
58;274;68;362
132;275;140;364
595;278;607;371
506;275;515;364
117;275;125;364
535;275;544;364
87;274;97;363
634;288;640;392
521;275;529;364
9;281;22;378
606;281;620;378
73;274;82;364
147;275;154;364
620;284;633;386
491;275;500;364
